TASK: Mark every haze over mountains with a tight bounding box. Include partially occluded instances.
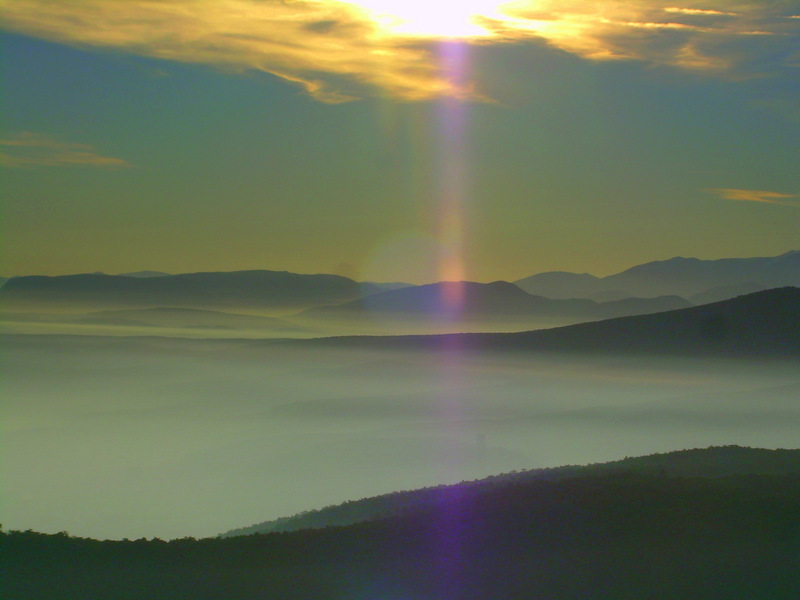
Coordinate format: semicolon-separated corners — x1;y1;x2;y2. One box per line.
4;283;799;540
0;270;368;313
296;281;691;332
4;250;799;307
2;250;798;337
6;0;799;587
294;287;800;358
3;250;800;544
514;250;800;300
76;307;309;335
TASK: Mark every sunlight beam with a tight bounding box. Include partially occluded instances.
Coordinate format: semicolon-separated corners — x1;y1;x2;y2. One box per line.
334;0;512;38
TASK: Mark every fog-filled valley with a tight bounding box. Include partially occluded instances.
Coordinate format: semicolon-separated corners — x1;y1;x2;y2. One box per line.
3;259;800;542
3;322;799;540
5;5;800;592
2;268;800;600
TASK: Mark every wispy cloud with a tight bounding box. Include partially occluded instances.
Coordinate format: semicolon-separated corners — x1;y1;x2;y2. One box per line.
496;1;799;71
707;188;800;206
663;8;738;17
0;132;132;168
1;1;798;101
0;0;454;102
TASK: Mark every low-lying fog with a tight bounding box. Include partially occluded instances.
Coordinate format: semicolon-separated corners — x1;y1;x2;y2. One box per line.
1;310;580;338
2;333;798;540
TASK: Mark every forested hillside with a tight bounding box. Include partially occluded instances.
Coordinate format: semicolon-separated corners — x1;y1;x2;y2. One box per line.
4;447;799;600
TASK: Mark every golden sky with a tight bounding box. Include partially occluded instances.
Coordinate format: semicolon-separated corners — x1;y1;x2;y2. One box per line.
4;0;798;101
2;1;799;281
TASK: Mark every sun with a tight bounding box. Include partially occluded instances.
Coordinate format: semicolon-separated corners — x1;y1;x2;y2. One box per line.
336;0;512;38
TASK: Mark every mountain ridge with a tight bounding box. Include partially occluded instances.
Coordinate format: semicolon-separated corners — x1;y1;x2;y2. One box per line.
298;280;691;323
290;287;800;357
0;270;368;314
221;445;800;537
515;250;800;299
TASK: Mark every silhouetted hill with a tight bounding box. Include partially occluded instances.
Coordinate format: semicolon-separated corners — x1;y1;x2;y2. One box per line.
302;281;584;317
514;271;605;299
297;287;800;357
3;447;799;600
0;270;368;313
117;271;171;278
592;294;691;318
587;289;633;302
606;251;800;297
223;446;800;536
497;286;800;356
515;250;800;300
359;281;416;294
299;280;690;323
688;282;767;304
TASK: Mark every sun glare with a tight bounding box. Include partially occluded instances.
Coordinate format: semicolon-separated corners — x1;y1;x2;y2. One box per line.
337;0;512;38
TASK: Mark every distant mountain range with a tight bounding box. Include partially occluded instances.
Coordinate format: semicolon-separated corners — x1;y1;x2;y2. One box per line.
515;250;800;299
299;287;800;357
2;251;798;329
298;280;691;324
0;270;372;314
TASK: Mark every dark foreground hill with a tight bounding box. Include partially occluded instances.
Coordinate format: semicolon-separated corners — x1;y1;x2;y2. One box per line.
496;286;800;356
223;446;800;536
3;447;799;600
297;287;800;357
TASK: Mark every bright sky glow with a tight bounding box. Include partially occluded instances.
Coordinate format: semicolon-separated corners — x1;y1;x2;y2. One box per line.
335;0;512;38
1;0;799;280
2;1;797;102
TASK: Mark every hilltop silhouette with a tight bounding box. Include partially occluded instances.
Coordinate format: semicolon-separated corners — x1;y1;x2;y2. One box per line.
298;280;690;324
116;270;172;278
296;287;800;357
3;447;799;600
515;250;800;299
0;270;368;313
223;445;800;536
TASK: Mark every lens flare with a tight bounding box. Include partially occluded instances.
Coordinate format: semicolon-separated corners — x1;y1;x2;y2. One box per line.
435;41;471;317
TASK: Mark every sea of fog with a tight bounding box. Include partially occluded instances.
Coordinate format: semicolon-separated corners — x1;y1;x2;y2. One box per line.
2;333;799;540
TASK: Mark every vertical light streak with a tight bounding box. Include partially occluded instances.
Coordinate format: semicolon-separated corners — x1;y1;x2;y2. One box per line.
435;41;470;320
432;40;473;598
432;334;470;599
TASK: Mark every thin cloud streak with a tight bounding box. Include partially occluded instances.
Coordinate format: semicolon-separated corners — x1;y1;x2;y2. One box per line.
494;0;799;71
2;0;798;101
664;8;738;17
0;132;132;168
708;188;800;207
1;0;454;102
